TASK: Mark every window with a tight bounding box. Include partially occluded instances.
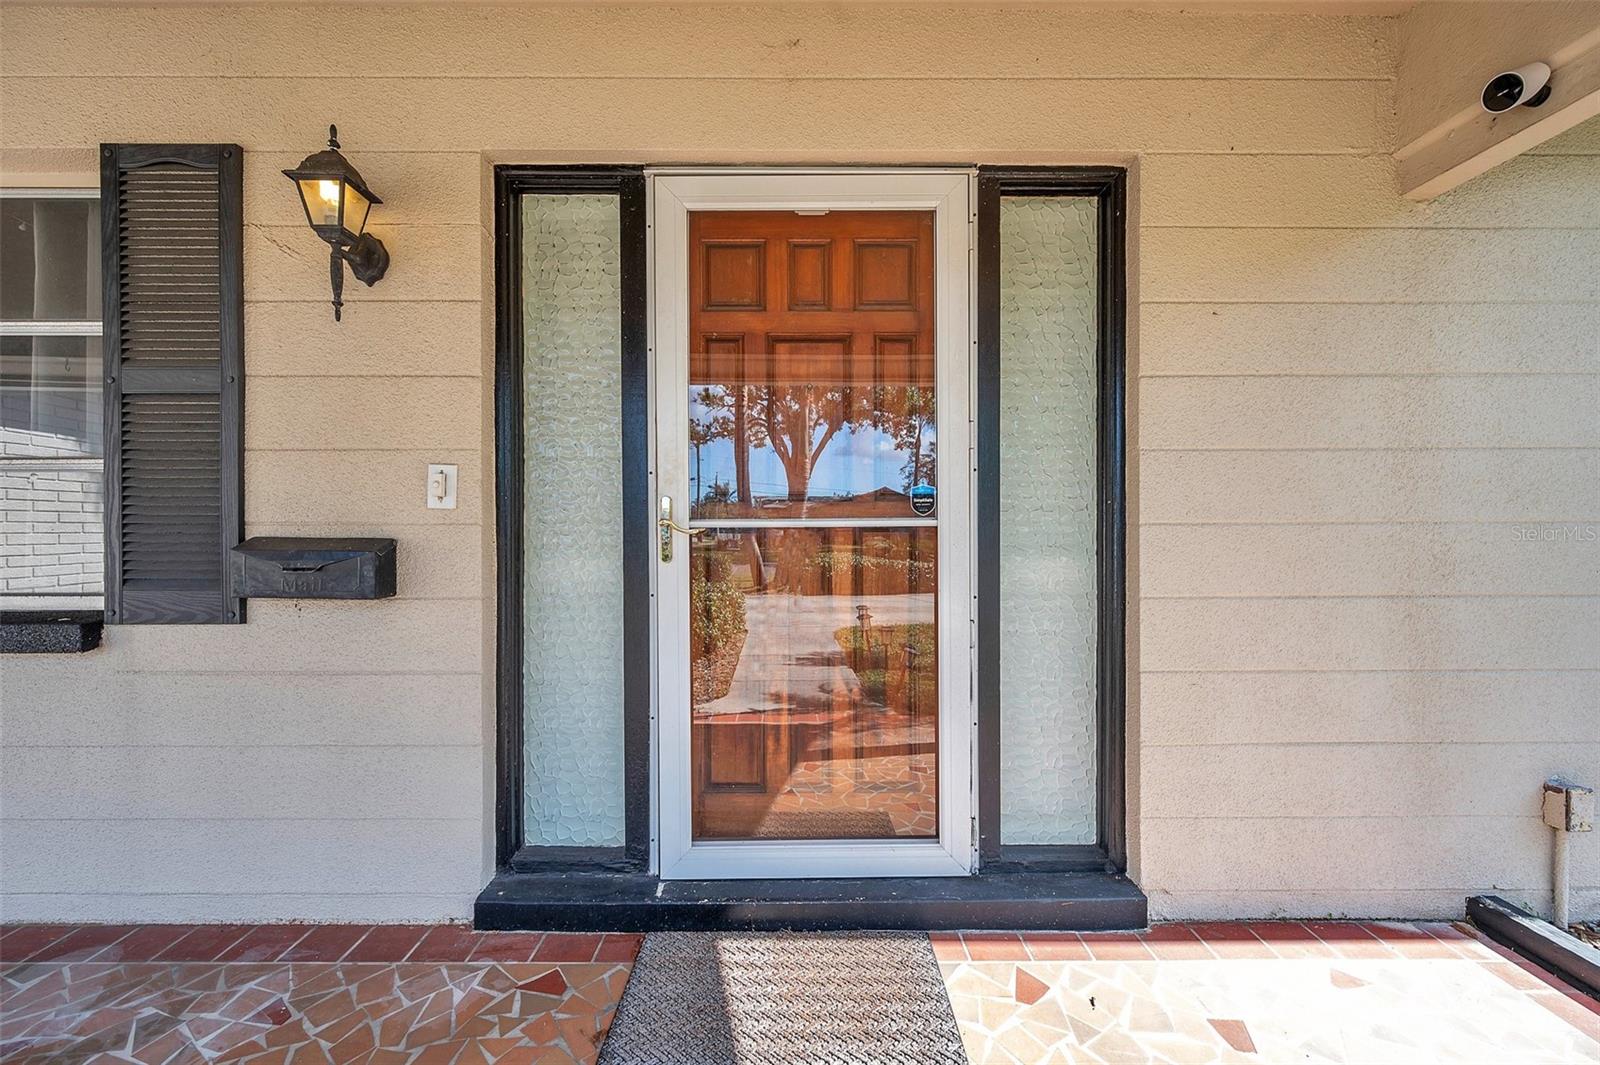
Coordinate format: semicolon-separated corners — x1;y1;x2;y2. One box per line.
0;188;104;610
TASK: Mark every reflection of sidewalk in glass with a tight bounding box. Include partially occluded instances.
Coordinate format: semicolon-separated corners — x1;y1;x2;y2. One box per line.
694;590;938;837
695;591;933;718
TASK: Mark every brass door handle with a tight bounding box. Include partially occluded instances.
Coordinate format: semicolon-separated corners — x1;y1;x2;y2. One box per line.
658;495;704;562
658;517;704;537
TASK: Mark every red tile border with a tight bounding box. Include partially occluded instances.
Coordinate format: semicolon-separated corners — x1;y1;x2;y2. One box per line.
1359;921;1462;959
407;924;483;962
1244;921;1332;959
1019;932;1091;961
343;925;431;963
0;924;75;963
1186;923;1274;959
1079;932;1154;962
26;924;132;963
155;925;252;962
532;933;602;962
281;924;371;963
214;924;312;964
960;932;1028;961
468;932;547;963
1140;924;1215;960
928;932;966;961
1360;920;1432;941
1303;921;1394;959
1530;989;1600;1042
594;933;645;963
99;923;195;962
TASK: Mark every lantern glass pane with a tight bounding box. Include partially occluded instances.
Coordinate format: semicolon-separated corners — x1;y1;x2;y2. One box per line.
342;185;371;236
298;177;343;229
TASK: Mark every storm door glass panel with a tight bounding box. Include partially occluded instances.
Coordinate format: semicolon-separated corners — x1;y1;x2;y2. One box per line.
521;194;625;847
999;196;1098;845
687;209;939;841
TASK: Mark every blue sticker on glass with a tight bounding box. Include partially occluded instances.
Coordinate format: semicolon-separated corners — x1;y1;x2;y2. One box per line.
910;483;936;516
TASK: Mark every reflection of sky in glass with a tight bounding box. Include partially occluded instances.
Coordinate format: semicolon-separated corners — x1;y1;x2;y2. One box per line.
689;387;935;506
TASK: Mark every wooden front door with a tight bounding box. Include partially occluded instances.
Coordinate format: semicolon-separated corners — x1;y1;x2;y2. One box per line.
654;172;972;880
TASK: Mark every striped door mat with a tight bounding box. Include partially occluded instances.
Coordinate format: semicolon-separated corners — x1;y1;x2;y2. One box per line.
597;931;968;1064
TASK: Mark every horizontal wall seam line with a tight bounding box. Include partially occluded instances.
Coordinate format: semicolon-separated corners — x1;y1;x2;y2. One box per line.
0;817;483;824
1141;299;1600;307
3;145;1391;158
1140;446;1600;452
244;521;482;528
0;74;1397;83
1139;373;1600;380
1145;588;1600;598
248;596;485;602
1145;882;1568;889
1140;520;1600;527
1139;668;1600;675
1136;667;1596;674
1142;299;1600;306
0;744;484;751
247;374;483;379
62;671;486;677
0;892;480;898
1142;225;1600;232
1139;814;1555;821
248;223;481;230
1142;741;1600;748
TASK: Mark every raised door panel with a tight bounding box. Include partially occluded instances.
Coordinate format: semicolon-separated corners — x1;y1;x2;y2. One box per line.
702;240;766;310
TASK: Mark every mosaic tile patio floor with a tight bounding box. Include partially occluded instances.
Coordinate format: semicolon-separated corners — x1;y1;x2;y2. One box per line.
0;927;639;1064
934;923;1600;1064
2;920;1597;1064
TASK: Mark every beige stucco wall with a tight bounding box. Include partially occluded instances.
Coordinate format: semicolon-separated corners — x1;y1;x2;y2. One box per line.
0;3;1596;923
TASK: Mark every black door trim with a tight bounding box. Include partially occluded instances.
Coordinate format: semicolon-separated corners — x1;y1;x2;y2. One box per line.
493;166;650;871
494;164;1129;883
975;166;1129;873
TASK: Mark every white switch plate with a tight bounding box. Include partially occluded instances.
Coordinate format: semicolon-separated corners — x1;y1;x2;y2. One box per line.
427;464;458;509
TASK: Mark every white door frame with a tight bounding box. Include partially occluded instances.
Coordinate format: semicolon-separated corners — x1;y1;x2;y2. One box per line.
650;169;975;880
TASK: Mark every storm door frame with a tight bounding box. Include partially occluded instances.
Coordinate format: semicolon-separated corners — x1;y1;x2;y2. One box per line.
649;168;975;881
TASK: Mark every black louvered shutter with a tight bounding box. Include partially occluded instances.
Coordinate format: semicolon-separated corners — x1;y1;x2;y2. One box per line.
101;144;243;624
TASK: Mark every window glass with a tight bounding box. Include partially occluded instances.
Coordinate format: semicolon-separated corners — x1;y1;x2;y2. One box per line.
0;336;102;459
999;196;1099;845
520;193;626;847
0;193;103;604
0;197;101;321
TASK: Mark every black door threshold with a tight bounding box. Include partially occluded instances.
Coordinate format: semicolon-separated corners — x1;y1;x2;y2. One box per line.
474;869;1147;932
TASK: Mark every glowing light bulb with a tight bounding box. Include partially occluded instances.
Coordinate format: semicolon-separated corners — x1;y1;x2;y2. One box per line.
318;179;340;204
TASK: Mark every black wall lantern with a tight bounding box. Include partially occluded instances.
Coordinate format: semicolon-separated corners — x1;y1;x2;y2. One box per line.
283;125;389;320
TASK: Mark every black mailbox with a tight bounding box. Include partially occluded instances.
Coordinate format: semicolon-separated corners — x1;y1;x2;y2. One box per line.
231;537;397;600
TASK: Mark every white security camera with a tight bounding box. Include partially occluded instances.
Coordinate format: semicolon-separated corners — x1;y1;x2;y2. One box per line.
1482;62;1553;113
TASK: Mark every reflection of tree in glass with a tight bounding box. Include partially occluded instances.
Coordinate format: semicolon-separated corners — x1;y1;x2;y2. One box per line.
693;381;934;505
887;384;936;493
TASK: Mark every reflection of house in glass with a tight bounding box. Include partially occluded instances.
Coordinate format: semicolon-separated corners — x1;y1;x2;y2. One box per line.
690;524;940;841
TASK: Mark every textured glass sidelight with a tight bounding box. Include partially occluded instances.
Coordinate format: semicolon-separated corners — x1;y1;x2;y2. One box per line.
999;196;1099;845
521;194;625;847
